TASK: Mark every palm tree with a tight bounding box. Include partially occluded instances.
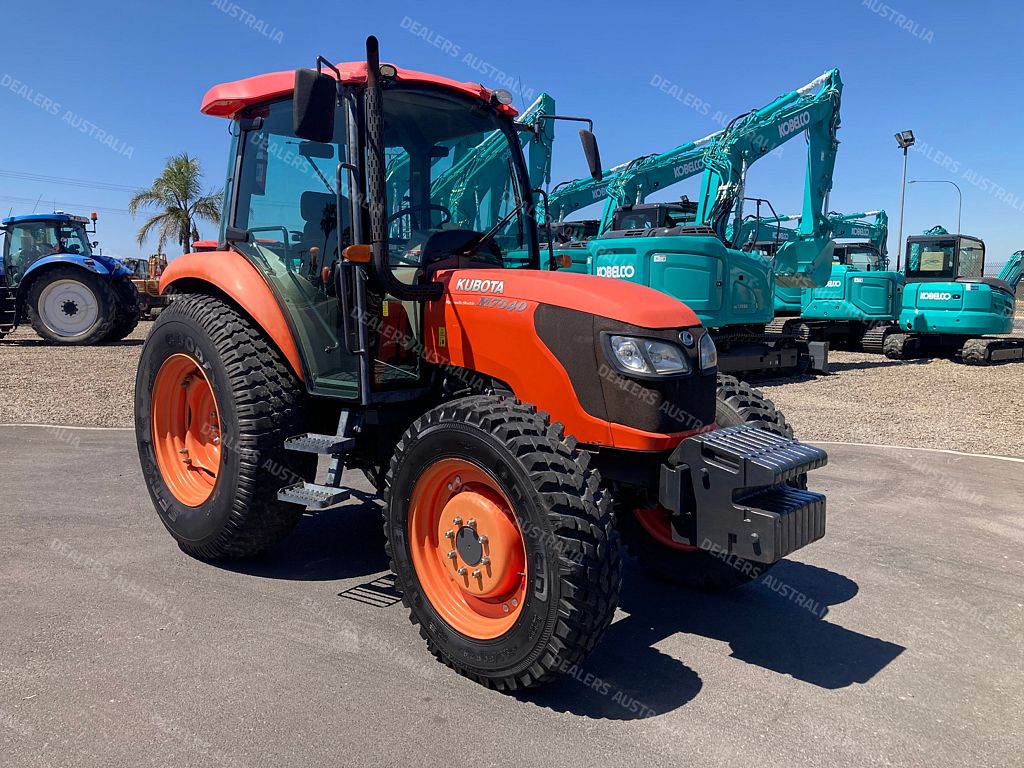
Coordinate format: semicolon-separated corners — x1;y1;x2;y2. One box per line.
129;153;223;254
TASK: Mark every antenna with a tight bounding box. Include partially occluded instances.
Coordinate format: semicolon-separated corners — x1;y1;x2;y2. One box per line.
31;194;42;213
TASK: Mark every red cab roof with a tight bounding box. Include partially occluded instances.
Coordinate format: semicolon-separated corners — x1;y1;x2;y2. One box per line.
201;61;519;119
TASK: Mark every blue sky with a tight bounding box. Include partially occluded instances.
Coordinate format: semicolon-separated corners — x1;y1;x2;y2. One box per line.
0;0;1020;270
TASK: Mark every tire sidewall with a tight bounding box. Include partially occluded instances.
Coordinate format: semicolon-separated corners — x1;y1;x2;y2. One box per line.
28;268;112;344
135;310;242;548
387;420;563;677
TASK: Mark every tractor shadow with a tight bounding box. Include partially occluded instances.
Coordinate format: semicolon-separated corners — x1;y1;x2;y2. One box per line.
210;490;390;581
0;338;145;348
826;357;931;373
519;559;904;719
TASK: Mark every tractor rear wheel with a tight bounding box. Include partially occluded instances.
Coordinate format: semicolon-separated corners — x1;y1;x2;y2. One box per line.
27;267;115;345
135;293;315;559
619;374;792;591
384;396;621;689
103;275;142;342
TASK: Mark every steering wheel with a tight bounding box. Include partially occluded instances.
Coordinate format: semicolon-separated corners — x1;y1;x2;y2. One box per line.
387;203;452;228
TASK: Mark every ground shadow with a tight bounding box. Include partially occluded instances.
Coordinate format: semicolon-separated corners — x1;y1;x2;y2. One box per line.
214;493;904;719
519;558;903;719
210;491;389;581
825;357;931;373
0;338;145;348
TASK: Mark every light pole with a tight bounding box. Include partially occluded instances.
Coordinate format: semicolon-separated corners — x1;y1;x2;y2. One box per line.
894;130;915;270
908;179;962;235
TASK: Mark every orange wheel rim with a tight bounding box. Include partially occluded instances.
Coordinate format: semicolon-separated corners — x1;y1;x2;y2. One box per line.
635;506;699;551
151;354;222;507
408;458;528;640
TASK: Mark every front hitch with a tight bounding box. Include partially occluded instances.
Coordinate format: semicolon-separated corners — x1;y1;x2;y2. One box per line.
659;424;828;563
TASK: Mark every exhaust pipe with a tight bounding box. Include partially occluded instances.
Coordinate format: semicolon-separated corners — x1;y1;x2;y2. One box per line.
364;35;442;302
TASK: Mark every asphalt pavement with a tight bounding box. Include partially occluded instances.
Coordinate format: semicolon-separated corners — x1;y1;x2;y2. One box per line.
1;426;1021;768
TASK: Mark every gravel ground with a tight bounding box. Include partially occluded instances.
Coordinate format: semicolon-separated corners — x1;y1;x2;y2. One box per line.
0;323;150;427
1;320;1022;457
759;351;1024;457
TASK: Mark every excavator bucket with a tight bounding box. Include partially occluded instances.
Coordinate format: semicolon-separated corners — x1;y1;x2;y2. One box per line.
774;238;835;288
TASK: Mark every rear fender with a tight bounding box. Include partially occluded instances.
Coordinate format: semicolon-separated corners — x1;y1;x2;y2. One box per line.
22;254;114;281
160;250;305;381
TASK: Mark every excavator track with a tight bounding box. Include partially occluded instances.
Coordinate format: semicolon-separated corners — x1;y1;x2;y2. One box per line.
860;324;895;354
961;336;1024;365
765;317;811;340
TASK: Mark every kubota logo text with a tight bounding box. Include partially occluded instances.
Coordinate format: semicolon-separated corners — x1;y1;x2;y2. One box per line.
596;265;636;279
920;291;953;301
455;278;504;294
779;111;811;138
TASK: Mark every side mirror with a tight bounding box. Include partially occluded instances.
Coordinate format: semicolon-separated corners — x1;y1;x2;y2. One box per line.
293;68;335;143
579;129;602;181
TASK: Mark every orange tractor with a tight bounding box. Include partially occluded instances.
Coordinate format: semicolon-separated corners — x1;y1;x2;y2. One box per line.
135;38;827;689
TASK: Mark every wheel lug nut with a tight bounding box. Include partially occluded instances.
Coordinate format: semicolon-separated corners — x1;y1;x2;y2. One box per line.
453;475;462;487
447;550;457;560
480;556;490;566
468;518;477;529
457;567;467;576
472;569;481;579
502;604;509;613
453;517;462;526
511;598;518;607
445;529;455;540
479;535;488;545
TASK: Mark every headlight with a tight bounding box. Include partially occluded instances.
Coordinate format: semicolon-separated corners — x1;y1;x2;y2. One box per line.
698;332;718;371
607;335;690;376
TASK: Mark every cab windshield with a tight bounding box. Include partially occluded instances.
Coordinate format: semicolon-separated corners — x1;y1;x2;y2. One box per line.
906;237;983;280
834;245;881;270
381;87;537;270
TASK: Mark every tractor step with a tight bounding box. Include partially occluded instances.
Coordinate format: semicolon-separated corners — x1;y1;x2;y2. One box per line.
277;482;351;510
0;286;16;333
284;433;356;454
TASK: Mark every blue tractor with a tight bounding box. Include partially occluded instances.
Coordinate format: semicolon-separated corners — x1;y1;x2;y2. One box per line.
0;212;140;344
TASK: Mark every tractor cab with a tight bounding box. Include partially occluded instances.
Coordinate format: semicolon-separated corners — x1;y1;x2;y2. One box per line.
2;213;101;286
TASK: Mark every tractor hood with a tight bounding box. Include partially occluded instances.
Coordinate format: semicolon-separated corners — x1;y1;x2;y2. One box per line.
437;268;700;329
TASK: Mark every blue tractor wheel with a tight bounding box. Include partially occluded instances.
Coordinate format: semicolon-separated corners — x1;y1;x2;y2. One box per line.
26;266;116;345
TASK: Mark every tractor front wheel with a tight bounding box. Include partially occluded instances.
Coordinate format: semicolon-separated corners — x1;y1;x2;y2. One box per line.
384;396;621;689
135;293;314;559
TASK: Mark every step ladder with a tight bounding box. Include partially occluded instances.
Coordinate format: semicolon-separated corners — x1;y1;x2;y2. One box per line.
0;286;17;334
277;411;359;510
